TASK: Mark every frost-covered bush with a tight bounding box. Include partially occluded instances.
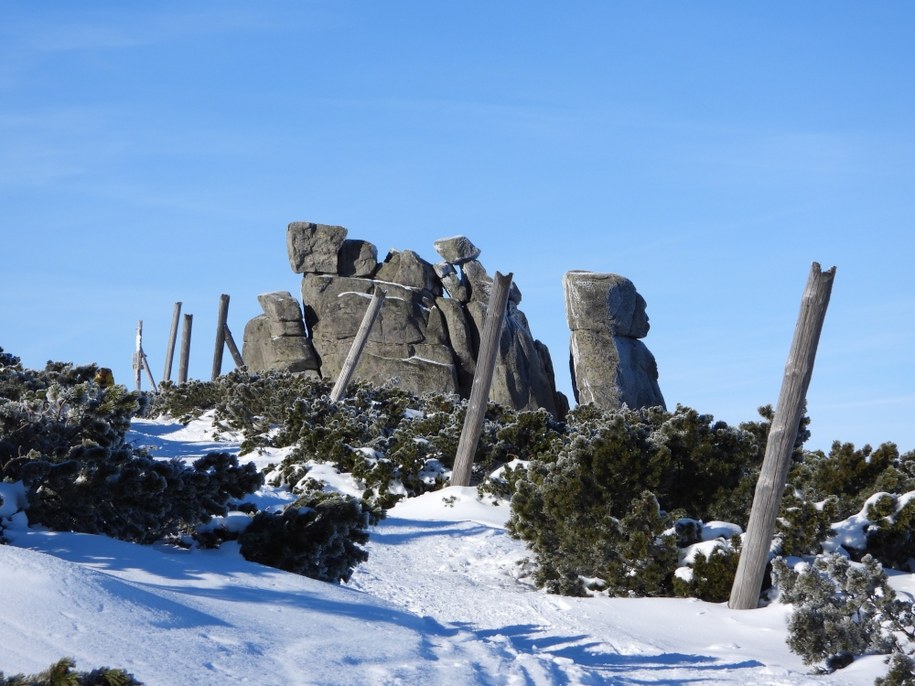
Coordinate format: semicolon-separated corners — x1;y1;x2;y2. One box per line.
0;355;262;545
784;442;915;567
772;554;913;672
238;492;371;583
507;405;765;596
672;522;743;603
876;653;915;686
0;656;142;685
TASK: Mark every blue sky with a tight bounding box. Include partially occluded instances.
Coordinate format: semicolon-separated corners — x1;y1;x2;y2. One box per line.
2;2;913;452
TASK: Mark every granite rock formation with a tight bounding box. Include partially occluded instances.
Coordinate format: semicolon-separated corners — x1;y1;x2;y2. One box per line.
564;271;665;410
243;222;567;416
242;291;321;376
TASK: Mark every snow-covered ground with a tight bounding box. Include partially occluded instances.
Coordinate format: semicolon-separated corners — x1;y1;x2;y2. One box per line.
1;416;909;685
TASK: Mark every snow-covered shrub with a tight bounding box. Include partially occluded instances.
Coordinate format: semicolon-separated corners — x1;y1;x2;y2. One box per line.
785;442;915;567
238;492;371;583
0;656;142;685
876;653;915;686
827;491;915;573
508;405;765;596
0;355;262;545
772;553;911;672
672;521;743;602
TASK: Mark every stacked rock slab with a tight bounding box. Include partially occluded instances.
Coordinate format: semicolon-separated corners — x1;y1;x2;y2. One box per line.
242;223;567;416
564;271;665;410
242;291;321;376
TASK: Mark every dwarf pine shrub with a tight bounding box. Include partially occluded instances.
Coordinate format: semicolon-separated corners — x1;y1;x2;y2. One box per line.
772;554;908;672
0;657;142;686
238;492;371;583
507;405;766;596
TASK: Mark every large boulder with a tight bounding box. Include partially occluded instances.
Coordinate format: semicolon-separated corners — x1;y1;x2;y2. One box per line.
564;271;664;410
287;222;348;274
338;239;378;277
242;291;320;376
433;235;481;265
375;250;442;294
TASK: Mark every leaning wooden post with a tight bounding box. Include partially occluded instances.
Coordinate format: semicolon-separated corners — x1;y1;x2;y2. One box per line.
223;324;245;369
729;262;836;610
163;302;182;382
450;271;513;487
211;294;230;381
178;313;193;384
133;320;144;391
141;349;158;394
330;287;386;403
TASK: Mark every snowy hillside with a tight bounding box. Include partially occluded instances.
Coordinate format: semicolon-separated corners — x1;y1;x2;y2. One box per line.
1;415;908;685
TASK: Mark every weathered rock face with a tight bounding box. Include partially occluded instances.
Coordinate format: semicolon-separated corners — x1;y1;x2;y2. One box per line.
338;239;378;277
287;222;348;274
243;225;567;416
564;271;665;410
243;291;321;376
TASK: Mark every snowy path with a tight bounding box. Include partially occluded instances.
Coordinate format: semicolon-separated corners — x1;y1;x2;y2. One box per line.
0;417;891;684
349;490;879;685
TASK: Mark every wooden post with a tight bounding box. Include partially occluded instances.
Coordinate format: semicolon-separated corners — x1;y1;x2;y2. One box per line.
163;302;182;382
133;320;143;391
211;294;230;381
178;313;193;384
729;262;836;610
330;288;386;403
450;271;513;487
141;350;158;394
223;324;245;369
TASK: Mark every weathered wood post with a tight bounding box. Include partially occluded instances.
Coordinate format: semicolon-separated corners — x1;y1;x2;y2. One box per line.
178;313;193;384
163;302;182;382
133;320;144;391
141;348;158;394
211;294;230;381
729;262;836;610
450;271;513;487
223;324;245;370
330;287;386;403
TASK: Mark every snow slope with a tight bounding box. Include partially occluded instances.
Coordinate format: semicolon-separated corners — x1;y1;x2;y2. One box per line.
1;416;908;685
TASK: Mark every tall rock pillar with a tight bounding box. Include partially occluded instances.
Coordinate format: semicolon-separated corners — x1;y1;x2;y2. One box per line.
564;271;665;410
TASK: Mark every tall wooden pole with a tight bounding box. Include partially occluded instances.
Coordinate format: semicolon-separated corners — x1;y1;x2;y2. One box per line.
450;271;513;487
729;262;836;610
211;294;230;381
163;302;182;383
178;313;193;384
330;288;386;403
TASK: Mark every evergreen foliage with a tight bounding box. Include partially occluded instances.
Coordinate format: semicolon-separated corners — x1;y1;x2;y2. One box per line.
876;653;915;686
0;358;263;544
507;405;764;596
672;541;742;603
772;554;914;672
0;657;141;686
238;492;371;583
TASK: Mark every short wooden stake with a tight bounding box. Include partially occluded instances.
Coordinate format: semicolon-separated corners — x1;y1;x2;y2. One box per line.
330;288;386;403
729;262;836;610
178;313;193;384
450;271;513;487
211;294;230;381
163;302;182;382
223;324;245;369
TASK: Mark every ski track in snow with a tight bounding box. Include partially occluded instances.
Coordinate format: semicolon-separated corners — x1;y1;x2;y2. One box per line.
0;416;894;685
